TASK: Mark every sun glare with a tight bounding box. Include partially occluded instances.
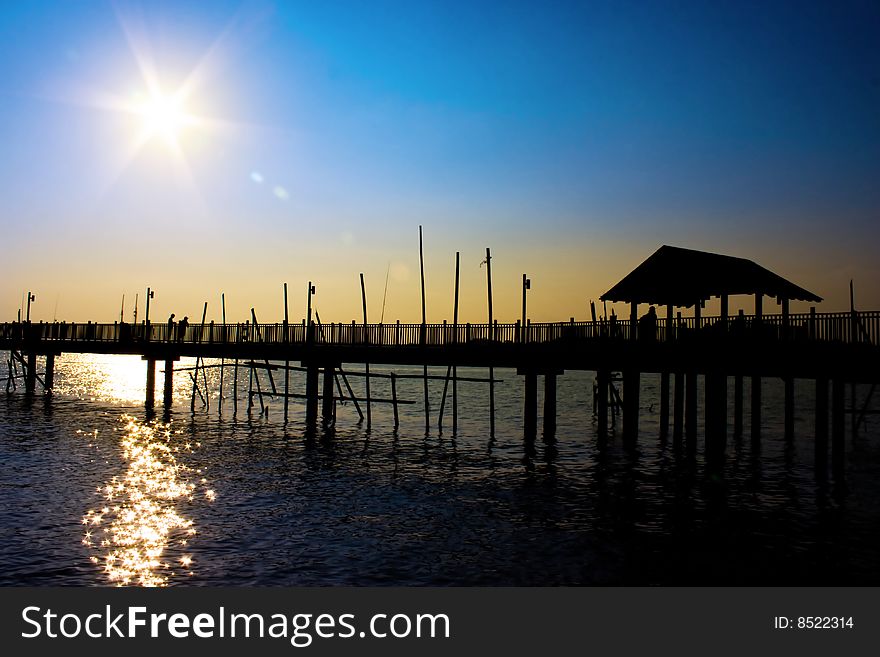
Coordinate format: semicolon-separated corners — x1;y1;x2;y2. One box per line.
132;88;196;148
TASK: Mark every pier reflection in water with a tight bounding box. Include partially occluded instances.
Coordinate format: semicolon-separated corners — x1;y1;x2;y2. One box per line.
0;353;877;586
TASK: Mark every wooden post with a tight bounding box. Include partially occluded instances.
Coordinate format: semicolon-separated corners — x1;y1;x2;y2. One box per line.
660;371;670;439
751;293;763;442
685;371;697;451
784;376;795;441
145;358;156;408
781;297;790;340
25;352;36;393
391;372;399;430
720;294;729;333
751;374;762;442
523;371;538;440
815;377;829;476
705;372;726;467
543;373;557;441
673;370;684;444
322;364;335;424
666;304;673;342
305;363;319;427
832;378;845;478
623;369;640;443
597;369;609;436
849;282;857;439
486;247;495;437
283;283;290;423
164;359;174;408
219;293;226;415
360;273;372;428
44;354;55;392
734;373;744;437
630;301;637;341
419;226;429;434
452;251;460;435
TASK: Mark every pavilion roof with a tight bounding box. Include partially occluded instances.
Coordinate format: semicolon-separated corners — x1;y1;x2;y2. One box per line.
600;245;822;307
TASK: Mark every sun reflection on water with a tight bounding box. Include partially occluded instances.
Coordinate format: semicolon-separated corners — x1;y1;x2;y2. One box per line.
82;415;214;586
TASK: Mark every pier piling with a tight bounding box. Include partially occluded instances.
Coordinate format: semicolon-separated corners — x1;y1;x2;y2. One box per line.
45;354;55;392
145;358;156;408
523;371;538;440
673;370;684;444
832;378;845;478
623;369;640;443
164;358;174;408
597;369;609;436
815;377;829;475
784;376;795;441
322;365;335;424
25;352;36;393
543;372;557;441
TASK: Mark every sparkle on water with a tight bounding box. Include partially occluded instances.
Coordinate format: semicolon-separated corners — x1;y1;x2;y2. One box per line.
81;416;212;586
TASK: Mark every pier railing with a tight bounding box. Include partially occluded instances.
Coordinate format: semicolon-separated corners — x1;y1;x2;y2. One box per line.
2;310;878;348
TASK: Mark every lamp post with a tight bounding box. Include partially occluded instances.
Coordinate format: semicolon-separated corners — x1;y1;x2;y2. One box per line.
306;282;316;341
26;292;35;322
145;287;155;324
521;274;531;343
145;287;155;341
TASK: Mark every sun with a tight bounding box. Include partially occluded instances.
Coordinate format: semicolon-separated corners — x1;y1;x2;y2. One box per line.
132;88;195;147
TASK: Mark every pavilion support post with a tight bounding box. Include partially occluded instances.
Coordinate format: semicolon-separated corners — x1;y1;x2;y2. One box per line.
815;377;829;477
659;371;670;440
832;378;845;479
781;297;790;340
733;374;744;437
659;304;673;440
673;371;684;446
720;294;729;333
784;376;795;442
705;372;726;468
145;358;156;409
630;301;638;341
543;373;557;442
623;369;640;444
751;375;762;443
685;371;698;452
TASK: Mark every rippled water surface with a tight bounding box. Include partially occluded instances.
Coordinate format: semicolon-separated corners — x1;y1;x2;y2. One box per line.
1;353;879;586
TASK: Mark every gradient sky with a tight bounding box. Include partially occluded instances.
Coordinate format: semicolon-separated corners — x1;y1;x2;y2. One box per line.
1;0;878;323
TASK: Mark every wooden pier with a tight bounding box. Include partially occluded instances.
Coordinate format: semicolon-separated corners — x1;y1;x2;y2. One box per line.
3;245;879;482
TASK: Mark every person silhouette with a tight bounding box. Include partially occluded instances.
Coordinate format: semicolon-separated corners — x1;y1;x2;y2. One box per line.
167;314;175;342
178;316;188;342
639;306;657;342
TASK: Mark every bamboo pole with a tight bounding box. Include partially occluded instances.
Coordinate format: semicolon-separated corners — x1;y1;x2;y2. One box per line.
419;226;429;434
284;282;290;423
391;372;399;430
486;247;495;437
360;273;371;428
453;251;460;434
219;293;226;415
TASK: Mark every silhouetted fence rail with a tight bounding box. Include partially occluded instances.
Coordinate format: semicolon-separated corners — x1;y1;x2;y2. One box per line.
2;310;878;348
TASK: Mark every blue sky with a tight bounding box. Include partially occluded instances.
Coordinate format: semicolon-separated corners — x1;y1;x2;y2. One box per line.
1;0;878;321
